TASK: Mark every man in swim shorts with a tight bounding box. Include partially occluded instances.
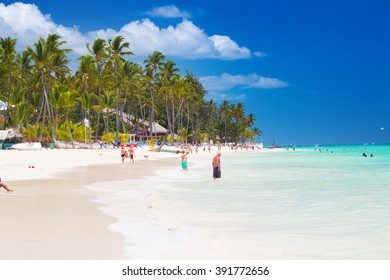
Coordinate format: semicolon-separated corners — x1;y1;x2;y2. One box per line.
212;152;221;179
128;146;135;165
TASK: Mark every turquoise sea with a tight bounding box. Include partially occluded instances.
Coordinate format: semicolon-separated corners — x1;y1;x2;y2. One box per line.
90;144;390;259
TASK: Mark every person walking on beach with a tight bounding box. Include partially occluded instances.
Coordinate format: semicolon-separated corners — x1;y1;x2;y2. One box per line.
120;146;127;165
0;178;13;192
181;150;189;170
212;152;221;179
128;146;136;165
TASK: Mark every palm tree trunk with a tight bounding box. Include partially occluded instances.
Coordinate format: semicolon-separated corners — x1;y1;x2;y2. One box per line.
40;73;56;142
66;112;75;148
2;61;12;129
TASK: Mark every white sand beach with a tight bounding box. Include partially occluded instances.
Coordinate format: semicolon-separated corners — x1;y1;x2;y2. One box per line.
1;145;260;259
0;146;182;259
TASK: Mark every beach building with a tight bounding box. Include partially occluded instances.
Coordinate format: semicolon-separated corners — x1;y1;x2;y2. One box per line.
113;110;168;140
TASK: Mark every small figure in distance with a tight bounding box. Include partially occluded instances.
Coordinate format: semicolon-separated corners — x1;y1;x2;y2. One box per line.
0;178;13;192
362;153;367;157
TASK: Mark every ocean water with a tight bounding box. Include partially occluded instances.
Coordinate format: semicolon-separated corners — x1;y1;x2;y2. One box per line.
88;144;390;259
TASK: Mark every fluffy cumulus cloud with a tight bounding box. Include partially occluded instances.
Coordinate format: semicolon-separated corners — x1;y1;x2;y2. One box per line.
200;73;288;100
250;76;289;89
0;2;251;60
146;5;190;19
200;73;288;91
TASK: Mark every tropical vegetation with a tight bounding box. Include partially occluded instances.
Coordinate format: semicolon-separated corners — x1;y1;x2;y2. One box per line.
0;34;261;147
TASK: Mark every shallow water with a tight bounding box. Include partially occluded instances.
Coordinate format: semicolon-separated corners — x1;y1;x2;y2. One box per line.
89;144;390;259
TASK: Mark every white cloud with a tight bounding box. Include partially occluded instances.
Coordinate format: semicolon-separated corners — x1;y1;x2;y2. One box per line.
250;76;289;89
206;92;247;101
147;5;190;19
200;73;288;92
0;2;251;60
200;73;288;101
254;51;266;57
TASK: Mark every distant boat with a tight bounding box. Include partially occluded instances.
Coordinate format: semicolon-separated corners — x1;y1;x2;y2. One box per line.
11;142;42;151
268;136;281;149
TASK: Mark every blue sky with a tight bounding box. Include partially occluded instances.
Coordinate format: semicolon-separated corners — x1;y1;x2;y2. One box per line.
1;0;389;145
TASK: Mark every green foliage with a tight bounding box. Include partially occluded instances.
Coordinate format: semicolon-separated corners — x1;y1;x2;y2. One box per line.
0;34;262;145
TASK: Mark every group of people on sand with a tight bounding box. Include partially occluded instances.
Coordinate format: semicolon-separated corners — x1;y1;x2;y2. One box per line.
180;148;222;179
120;145;136;165
0;178;13;193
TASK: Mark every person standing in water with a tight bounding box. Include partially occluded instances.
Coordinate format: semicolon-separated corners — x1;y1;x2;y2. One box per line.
181;150;189;170
212;152;221;179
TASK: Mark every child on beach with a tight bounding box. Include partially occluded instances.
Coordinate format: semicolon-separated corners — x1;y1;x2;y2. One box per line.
0;178;13;192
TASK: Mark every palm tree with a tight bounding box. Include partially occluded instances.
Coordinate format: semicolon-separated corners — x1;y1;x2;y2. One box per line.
78;91;94;145
0;37;17;129
219;100;230;144
144;51;165;138
60;89;79;148
184;72;206;144
97;89;118;143
26;34;71;142
107;36;133;139
160;59;179;140
74;55;96;119
15;50;33;116
87;38;108;138
26;37;51;141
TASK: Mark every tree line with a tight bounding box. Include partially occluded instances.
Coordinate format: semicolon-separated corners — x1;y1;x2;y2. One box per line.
0;34;261;147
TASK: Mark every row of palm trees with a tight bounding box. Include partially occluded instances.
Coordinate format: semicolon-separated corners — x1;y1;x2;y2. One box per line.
0;34;261;146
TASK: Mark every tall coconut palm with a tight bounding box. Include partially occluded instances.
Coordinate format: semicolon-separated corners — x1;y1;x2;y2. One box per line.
229;102;247;144
74;55;96;126
219;100;230;144
15;50;33;110
97;89;118;143
183;72;206;143
107;36;133;139
87;38;108;138
160;59;179;140
60;89;79;148
0;37;17;129
75;55;95;93
26;34;71;142
144;51;165;138
26;38;51;141
118;60;142;132
78;91;94;145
